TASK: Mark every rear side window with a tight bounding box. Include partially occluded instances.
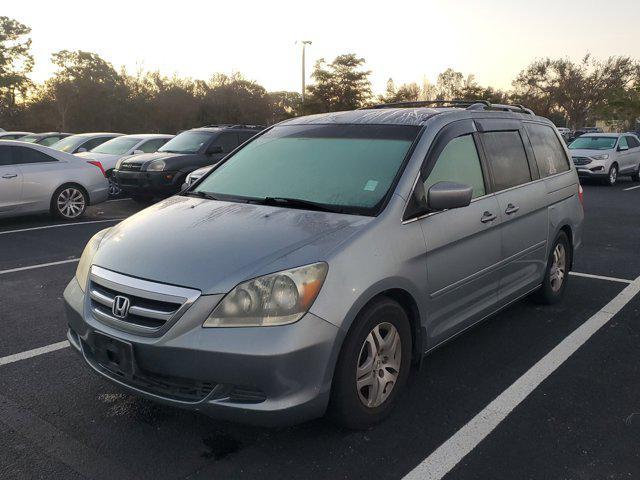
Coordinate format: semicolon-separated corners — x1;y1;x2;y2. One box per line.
424;135;486;199
480;131;531;191
40;136;61;146
14;146;57;164
525;123;570;177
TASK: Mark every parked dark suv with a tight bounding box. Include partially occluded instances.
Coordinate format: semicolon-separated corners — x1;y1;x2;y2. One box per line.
113;124;264;200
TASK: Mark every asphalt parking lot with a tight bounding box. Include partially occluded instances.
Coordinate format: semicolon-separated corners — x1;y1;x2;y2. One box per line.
1;180;639;480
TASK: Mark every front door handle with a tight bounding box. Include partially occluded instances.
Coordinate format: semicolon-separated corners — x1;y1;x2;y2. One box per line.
505;203;519;215
2;174;17;179
481;211;497;223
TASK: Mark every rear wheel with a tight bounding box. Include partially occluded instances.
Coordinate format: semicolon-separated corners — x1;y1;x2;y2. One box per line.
532;231;571;304
51;185;87;220
328;297;411;429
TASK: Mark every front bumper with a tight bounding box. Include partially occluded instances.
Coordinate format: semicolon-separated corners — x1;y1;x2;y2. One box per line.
576;165;607;177
113;169;183;196
64;277;343;426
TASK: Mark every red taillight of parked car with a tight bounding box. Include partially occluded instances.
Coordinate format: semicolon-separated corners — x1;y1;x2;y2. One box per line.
87;161;106;177
578;184;584;206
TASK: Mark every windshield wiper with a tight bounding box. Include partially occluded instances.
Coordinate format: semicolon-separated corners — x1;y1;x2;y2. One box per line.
182;190;220;201
259;197;343;213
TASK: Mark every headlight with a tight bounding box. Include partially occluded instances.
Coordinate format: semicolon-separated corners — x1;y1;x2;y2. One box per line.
203;262;328;327
75;228;110;291
146;159;166;171
592;154;609;160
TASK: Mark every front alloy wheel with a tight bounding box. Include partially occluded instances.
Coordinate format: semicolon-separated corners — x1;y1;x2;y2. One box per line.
108;175;122;197
356;322;402;408
608;165;618;185
54;187;87;219
329;297;411;429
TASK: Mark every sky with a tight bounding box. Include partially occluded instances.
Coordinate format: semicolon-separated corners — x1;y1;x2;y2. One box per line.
5;0;640;95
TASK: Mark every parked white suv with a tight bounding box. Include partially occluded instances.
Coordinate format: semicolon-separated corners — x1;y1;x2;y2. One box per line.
568;133;640;185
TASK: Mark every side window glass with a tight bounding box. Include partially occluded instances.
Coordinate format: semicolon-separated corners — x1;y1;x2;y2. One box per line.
624;136;638;148
139;138;168;153
481;131;531;191
238;132;257;143
40;136;60;146
0;145;15;166
619;136;628;150
216;133;240;153
424;135;486;199
525;123;570;177
84;137;110;151
15;146;57;164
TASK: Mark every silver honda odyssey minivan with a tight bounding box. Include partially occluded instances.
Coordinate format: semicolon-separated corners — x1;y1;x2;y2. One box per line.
64;101;584;428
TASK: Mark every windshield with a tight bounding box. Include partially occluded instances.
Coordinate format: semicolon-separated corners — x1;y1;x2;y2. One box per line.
91;137;141;154
159;131;213;154
19;134;39;143
51;136;83;152
568;136;617;150
193;124;419;215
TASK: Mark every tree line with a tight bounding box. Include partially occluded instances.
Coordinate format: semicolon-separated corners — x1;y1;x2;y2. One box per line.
1;16;639;133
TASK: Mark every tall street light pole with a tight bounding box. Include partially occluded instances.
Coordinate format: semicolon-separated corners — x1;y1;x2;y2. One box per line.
300;40;312;104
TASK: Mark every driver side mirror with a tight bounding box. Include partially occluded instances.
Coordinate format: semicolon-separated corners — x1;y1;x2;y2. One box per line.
427;182;473;211
132;149;144;155
206;145;223;155
76;147;87;153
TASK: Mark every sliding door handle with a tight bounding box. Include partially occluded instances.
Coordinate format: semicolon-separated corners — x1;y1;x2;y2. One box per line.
2;173;18;179
505;203;519;215
481;211;497;223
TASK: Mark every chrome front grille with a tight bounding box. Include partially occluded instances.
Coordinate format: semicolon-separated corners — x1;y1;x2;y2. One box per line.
572;156;591;166
88;265;200;336
119;162;142;171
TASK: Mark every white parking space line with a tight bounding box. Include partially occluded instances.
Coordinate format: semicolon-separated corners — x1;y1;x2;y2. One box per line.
570;271;633;284
403;275;640;480
623;185;640;191
0;218;123;236
0;258;79;275
0;341;70;367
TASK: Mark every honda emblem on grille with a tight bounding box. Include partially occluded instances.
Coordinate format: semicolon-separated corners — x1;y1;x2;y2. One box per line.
112;295;131;319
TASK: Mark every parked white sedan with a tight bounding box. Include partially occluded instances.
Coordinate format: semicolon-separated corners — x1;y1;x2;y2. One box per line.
0;140;109;220
76;134;173;196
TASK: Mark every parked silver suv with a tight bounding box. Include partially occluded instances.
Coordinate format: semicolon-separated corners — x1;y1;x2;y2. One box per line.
64;101;584;428
569;132;640;185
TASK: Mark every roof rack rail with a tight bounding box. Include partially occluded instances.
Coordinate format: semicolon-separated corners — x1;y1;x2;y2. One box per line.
362;100;490;110
362;100;534;115
198;124;266;130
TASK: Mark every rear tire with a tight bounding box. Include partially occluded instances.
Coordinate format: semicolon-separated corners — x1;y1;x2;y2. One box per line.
51;185;88;220
328;297;412;429
532;231;571;305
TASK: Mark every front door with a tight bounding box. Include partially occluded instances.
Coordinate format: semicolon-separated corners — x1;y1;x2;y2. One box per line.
416;123;502;344
0;145;23;213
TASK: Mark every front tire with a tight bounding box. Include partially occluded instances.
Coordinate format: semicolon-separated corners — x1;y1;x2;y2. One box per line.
631;164;640;182
606;164;618;186
532;231;571;304
51;185;87;220
107;172;122;197
328;298;412;429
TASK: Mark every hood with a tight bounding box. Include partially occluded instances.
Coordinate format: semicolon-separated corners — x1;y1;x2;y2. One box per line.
93;195;370;294
568;149;612;158
120;151;185;165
